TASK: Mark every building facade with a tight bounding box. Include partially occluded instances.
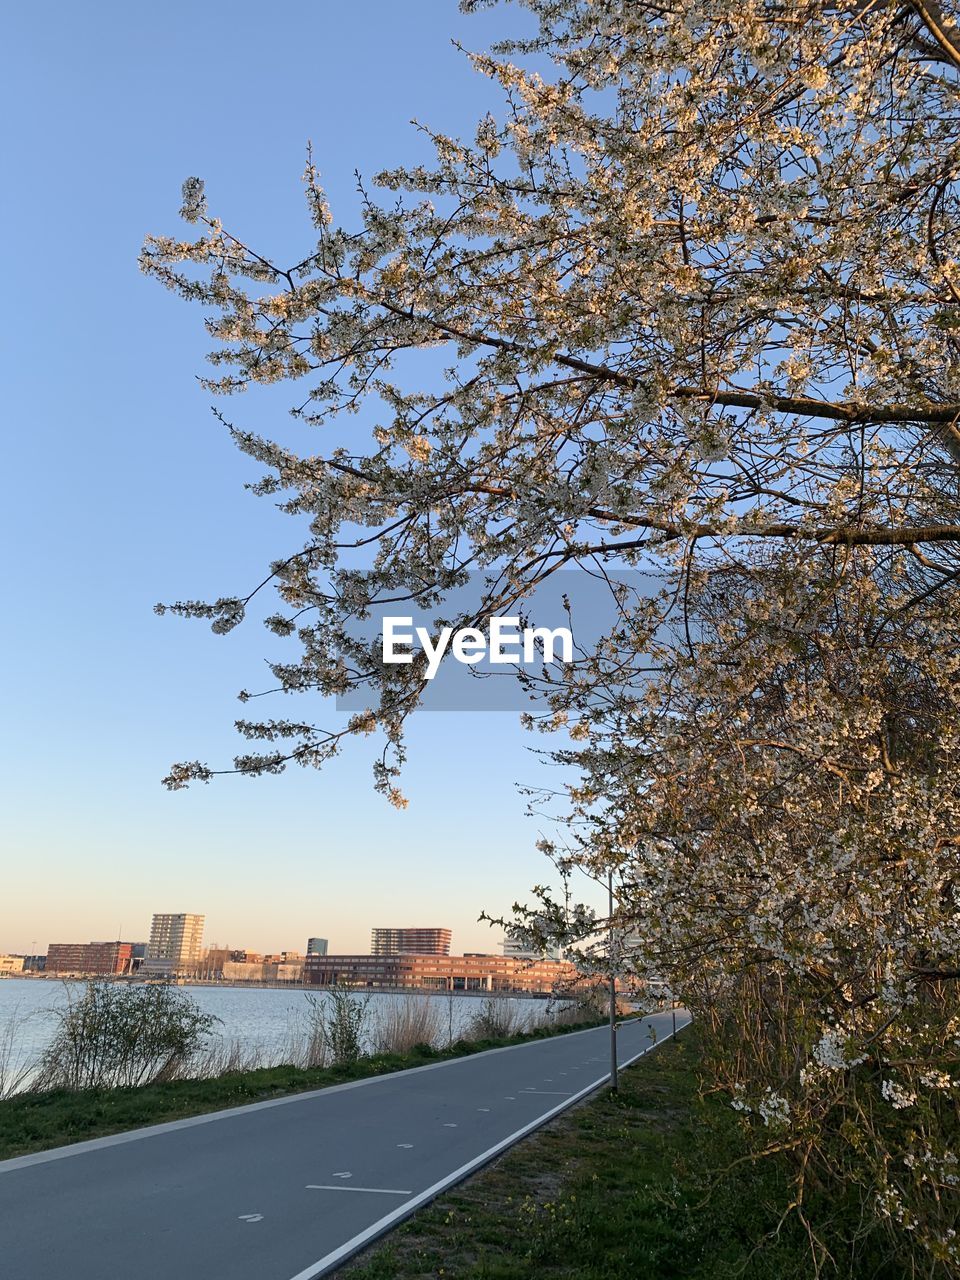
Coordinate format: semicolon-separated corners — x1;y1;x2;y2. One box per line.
0;955;25;975
306;937;328;956
221;960;303;984
501;934;561;962
370;927;452;956
304;951;587;996
45;942;135;976
142;913;205;977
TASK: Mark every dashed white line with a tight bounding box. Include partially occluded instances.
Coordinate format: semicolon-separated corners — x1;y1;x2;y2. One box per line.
286;1016;691;1280
306;1185;412;1196
0;1019;643;1177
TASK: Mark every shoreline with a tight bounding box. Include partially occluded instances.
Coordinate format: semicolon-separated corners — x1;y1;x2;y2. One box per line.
0;975;570;998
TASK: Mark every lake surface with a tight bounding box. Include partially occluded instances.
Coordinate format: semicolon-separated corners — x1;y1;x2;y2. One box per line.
0;978;565;1093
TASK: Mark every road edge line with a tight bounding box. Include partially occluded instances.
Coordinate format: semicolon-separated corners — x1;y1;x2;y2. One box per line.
285;1015;691;1280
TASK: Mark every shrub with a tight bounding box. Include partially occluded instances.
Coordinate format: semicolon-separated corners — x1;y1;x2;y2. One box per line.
35;982;217;1091
319;986;369;1065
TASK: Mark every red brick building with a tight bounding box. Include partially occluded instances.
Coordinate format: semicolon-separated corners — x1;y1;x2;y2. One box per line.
304;952;588;995
45;941;135;976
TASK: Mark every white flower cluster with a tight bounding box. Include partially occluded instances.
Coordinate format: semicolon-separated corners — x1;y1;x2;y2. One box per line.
811;1028;866;1072
758;1090;791;1127
881;1079;917;1110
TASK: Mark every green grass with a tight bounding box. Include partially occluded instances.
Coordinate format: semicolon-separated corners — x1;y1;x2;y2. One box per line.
0;1018;603;1161
332;1030;838;1280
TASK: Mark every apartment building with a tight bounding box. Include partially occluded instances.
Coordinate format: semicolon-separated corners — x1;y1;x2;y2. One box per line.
370;927;452;956
142;913;205;977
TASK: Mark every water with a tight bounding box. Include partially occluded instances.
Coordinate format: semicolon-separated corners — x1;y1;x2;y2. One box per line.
0;978;562;1094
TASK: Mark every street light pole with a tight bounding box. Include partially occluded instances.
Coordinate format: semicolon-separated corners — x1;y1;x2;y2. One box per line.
608;869;618;1092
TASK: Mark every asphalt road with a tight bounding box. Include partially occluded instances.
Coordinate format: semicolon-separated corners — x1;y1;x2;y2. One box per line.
0;1011;689;1280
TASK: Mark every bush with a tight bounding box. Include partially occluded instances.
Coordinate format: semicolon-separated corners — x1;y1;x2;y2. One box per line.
36;982;217;1091
319;986;369;1065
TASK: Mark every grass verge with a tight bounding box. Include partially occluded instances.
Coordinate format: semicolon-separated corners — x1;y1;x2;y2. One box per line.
333;1028;829;1280
0;1018;603;1161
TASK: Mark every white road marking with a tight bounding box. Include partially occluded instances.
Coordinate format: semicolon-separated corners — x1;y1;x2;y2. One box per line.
286;1017;691;1280
521;1089;572;1096
306;1185;411;1196
238;1213;263;1223
504;1095;516;1100
397;1144;413;1149
476;1108;491;1112
332;1171;352;1179
0;1020;648;1176
443;1123;458;1128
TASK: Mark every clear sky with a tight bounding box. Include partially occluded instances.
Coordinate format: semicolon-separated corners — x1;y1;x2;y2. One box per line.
0;1;604;956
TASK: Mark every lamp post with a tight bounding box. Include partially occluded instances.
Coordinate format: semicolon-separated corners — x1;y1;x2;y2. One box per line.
608;869;618;1092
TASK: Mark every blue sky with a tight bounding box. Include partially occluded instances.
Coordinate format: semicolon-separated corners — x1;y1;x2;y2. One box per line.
0;0;607;956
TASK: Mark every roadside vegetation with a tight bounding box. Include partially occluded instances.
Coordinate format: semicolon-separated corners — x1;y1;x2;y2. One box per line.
0;984;606;1160
336;1029;901;1280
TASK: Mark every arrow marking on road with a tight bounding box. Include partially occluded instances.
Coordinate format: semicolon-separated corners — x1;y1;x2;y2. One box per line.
397;1143;414;1149
443;1123;458;1128
332;1172;352;1179
238;1214;263;1223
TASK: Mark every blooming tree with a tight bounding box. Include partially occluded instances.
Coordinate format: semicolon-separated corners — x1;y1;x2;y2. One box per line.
143;0;960;1267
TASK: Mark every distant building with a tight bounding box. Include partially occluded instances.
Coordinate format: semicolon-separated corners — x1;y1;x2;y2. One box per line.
371;928;451;956
502;933;561;962
306;937;328;957
0;955;25;975
18;955;46;973
142;913;205;977
221;959;303;984
198;947;243;978
45;942;135;976
305;951;590;996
